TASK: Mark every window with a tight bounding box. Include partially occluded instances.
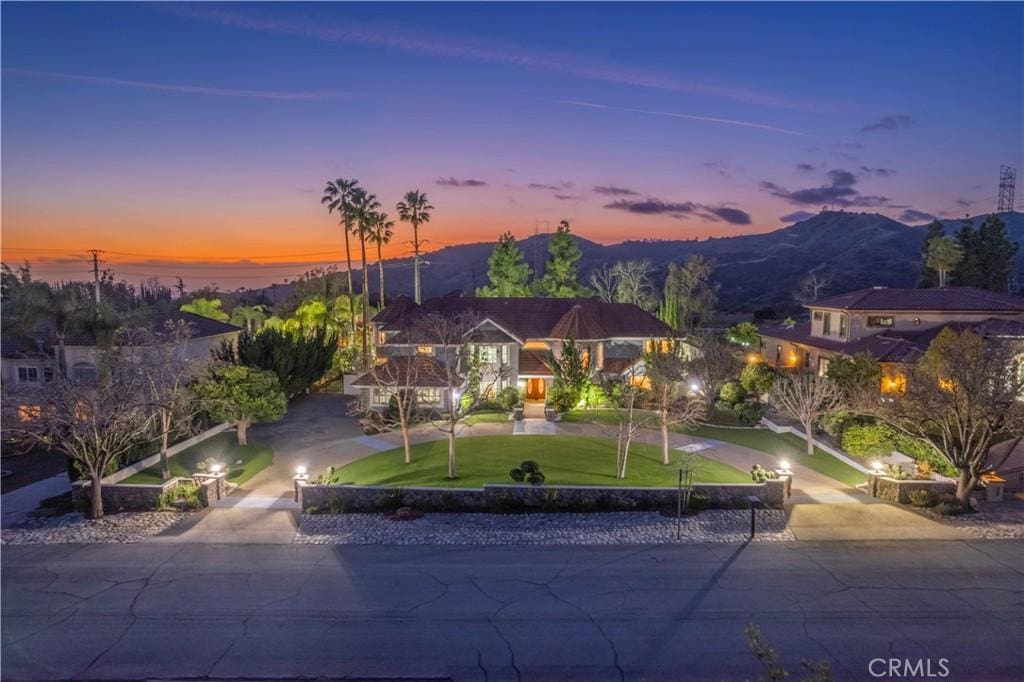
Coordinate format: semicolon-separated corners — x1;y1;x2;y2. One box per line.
416;388;442;405
17;367;39;383
477;345;498;363
817;357;830;376
501;345;509;363
43;367;54;382
867;316;894;327
18;404;41;422
839;314;847;339
822;313;831;336
776;345;783;362
813;311;823;321
416;345;434;356
71;363;97;383
374;387;396;405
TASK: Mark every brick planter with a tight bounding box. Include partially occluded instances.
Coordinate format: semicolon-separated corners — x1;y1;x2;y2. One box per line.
867;474;956;504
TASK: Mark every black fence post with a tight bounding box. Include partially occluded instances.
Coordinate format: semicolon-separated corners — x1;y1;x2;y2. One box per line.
747;495;762;539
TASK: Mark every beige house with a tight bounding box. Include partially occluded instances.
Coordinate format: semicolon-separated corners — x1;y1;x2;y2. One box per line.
758;286;1024;391
353;294;671;410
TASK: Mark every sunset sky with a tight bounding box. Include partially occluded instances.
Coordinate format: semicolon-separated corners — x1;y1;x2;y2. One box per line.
2;2;1022;289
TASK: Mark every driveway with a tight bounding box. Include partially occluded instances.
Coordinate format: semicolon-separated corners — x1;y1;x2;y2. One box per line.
4;540;1021;680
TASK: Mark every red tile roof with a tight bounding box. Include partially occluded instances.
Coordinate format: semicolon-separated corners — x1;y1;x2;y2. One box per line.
811;287;1024;312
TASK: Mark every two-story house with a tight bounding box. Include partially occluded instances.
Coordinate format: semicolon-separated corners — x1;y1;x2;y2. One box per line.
2;311;240;424
758;286;1024;391
352;293;671;410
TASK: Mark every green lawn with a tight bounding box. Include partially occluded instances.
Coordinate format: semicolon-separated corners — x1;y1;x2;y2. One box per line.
120;432;274;485
562;409;868;487
685;425;868;487
327;435;749;487
464;410;511;425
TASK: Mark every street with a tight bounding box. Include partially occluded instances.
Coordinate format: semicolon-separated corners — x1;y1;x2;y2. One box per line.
3;540;1021;681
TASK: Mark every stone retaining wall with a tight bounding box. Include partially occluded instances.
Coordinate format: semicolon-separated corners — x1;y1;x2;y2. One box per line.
299;477;790;514
72;477;183;514
868;474;956;504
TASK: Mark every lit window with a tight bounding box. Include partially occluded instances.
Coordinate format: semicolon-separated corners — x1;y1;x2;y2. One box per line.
416;388;442;404
416;346;435;356
882;375;906;394
477;346;497;363
17;367;39;383
18;405;41;422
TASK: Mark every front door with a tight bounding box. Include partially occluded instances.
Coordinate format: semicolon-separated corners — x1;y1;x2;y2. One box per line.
526;378;546;400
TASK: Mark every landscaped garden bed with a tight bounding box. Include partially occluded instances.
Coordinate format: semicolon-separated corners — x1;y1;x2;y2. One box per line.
119;432;273;485
323;435;750;488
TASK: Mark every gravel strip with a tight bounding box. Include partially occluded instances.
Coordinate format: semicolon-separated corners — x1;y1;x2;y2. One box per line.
919;502;1024;540
295;510;795;545
2;511;190;545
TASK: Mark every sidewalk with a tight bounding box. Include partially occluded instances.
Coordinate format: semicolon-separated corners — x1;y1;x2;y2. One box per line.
1;473;69;528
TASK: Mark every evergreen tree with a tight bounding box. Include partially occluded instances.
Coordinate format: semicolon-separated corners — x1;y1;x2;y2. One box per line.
917;220;945;288
536;220;589;297
476;231;532;297
954;215;1018;291
664;256;718;334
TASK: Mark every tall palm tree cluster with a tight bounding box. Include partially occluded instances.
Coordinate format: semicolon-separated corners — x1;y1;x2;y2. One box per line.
321;179;433;368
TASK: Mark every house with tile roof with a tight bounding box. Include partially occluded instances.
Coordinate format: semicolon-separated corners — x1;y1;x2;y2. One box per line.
757;286;1024;392
352;293;671;410
2;311;240;423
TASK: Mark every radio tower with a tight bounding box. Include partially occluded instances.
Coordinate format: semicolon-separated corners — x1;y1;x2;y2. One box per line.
997;165;1016;212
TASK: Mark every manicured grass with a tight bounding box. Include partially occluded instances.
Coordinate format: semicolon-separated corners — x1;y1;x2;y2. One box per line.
685;425;868;488
328;435;749;487
120;432;274;485
464;410;511;425
563;409;868;487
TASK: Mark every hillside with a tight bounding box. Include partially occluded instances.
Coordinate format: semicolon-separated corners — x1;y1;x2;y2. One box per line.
263;211;1023;313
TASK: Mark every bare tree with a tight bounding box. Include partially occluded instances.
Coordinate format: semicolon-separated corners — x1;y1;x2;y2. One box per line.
596;368;653;479
688;331;742;410
2;342;156;519
644;342;707;464
132;321;203;481
793;272;832;305
769;372;845;455
422;313;506;478
589;264;618;303
612;260;657;311
363;353;424;465
870;328;1024;508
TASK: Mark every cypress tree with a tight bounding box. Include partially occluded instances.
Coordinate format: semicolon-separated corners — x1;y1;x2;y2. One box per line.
476;231;532;297
917;220;945;288
536;220;589;297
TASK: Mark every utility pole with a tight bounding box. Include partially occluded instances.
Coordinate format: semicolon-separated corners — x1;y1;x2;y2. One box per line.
87;250;103;304
174;276;185;299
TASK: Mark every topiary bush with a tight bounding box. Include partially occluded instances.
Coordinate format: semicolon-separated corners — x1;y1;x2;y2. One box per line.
749;463;778;483
718;381;747;406
509;460;545;485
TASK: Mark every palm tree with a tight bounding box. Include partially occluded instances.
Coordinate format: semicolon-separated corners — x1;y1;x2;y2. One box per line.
396;190;433;304
370;211;395;308
321;178;360;343
351;188;381;367
229;304;267;332
19;281;81;375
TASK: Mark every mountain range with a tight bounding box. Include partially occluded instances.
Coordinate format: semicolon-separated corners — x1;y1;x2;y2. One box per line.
265;210;1024;313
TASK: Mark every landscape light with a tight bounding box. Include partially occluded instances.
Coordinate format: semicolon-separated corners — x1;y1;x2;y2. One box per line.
295;465;307;476
210;463;223;474
872;460;883;473
689;382;700;392
779;460;790;471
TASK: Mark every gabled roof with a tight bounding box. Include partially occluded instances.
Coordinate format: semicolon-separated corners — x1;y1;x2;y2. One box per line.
810;286;1024;313
351;355;458;388
760;318;1024;364
372;295;418;325
379;295;670;342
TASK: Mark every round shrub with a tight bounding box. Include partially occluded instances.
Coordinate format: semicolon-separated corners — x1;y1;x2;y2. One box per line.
718;381;747;406
740;362;776;395
733;401;763;425
519;460;539;474
526;472;545;486
509;468;526;482
497;386;520;411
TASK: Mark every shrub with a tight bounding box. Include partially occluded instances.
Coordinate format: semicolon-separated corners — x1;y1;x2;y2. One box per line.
509;460;544;485
520;460;539;474
718;381;747;406
934;495;967;516
841;423;894;459
907;490;932;507
497;386;520;411
581;382;608;408
688;492;711;511
740;362;776;395
158;481;201;511
821;411;874;439
733;401;764;425
526;472;546;486
547;381;579;413
750;464;778;484
509;468;526;482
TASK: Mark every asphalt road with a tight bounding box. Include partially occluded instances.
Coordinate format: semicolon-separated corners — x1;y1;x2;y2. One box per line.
3;540;1021;681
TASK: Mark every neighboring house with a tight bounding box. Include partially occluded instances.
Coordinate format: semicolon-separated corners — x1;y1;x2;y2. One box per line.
353;293;671;410
758;286;1024;392
2;311;240;423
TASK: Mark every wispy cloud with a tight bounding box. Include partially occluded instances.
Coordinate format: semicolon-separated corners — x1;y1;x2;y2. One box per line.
436;177;487;188
761;167;890;208
3;67;349;100
593;185;639;196
560;100;809;137
860;114;917;134
604;197;751;225
161;4;825;111
528;181;573;191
